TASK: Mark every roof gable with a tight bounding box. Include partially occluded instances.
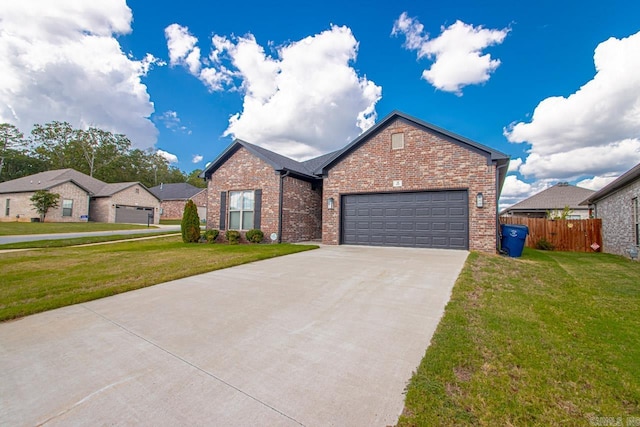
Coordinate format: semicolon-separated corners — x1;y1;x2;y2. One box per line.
0;168;101;194
504;183;595;213
313;111;510;175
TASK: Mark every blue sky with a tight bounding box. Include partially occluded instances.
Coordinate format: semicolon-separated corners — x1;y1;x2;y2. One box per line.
2;0;640;207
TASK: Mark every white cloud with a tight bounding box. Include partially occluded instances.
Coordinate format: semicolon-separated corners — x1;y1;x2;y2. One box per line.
157;110;191;134
0;0;159;148
507;157;522;173
157;149;178;163
505;31;640;181
392;13;509;95
192;154;203;163
575;175;618;191
165;24;381;160
499;176;553;212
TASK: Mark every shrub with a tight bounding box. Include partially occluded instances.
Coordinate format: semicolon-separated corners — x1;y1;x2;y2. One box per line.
225;230;241;245
204;229;219;243
245;229;264;244
536;237;555;251
181;199;201;243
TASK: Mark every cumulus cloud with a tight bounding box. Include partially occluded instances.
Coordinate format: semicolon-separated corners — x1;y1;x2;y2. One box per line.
499;176;553;212
156;110;191;134
392;13;509;95
507;157;522;173
575;175;619;191
0;0;159;148
165;24;381;159
156;149;178;164
192;154;203;163
505;31;640;183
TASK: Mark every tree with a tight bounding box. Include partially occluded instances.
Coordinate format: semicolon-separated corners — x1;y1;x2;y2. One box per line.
30;121;76;169
181;199;201;243
186;169;207;188
30;190;60;222
547;205;574;220
0;123;25;180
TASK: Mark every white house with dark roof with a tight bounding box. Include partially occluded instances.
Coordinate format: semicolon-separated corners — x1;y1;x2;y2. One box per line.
0;169;160;224
501;183;595;219
581;162;640;257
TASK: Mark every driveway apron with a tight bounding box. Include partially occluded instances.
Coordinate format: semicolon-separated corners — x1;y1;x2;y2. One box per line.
0;245;468;426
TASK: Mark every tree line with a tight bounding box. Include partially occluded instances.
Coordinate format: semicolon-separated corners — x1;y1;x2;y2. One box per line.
0;121;206;188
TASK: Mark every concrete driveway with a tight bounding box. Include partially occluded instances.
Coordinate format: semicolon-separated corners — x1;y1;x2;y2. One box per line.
0;245;468;426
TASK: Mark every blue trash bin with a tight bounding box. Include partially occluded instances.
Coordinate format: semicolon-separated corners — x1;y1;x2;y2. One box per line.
500;224;529;257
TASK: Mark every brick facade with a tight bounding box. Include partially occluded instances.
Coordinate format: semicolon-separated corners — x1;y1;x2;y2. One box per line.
281;176;322;241
207;147;281;242
322;118;499;252
595;178;640;256
0;182;90;222
160;189;207;220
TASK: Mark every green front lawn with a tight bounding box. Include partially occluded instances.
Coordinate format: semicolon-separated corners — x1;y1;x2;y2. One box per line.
0;221;157;235
399;249;640;426
0;231;179;250
0;237;317;321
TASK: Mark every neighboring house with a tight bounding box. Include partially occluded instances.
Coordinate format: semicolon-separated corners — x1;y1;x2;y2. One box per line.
581;162;640;256
0;169;160;224
500;183;595;219
149;183;207;220
203;111;509;252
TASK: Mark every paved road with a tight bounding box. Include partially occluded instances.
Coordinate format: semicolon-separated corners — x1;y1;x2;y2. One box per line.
0;225;180;244
0;245;468;426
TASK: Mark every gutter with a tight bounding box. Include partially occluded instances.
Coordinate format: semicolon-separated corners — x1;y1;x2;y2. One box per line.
278;170;291;243
495;161;509;252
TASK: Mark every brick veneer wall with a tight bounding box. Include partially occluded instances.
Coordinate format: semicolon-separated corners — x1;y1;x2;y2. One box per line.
595;178;640;256
160;189;207;220
322;118;499;253
281;176;322;241
0;182;90;222
207;147;281;241
91;185;160;224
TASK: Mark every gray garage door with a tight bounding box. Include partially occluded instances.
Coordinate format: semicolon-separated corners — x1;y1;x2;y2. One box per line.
342;191;469;249
115;205;154;224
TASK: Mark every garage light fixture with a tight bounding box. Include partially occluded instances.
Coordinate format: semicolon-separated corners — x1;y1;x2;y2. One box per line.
476;192;484;208
327;197;335;210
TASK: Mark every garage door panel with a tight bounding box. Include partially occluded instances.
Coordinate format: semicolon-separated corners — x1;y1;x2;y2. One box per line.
115;205;154;224
342;191;468;250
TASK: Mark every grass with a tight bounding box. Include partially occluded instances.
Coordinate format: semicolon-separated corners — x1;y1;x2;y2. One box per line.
0;236;317;321
159;219;182;225
0;231;179;249
399;248;640;426
0;221;156;235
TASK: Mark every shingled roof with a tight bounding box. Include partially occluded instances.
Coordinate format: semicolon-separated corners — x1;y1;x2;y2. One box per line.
580;162;640;205
0;168;154;198
149;182;206;201
502;183;595;214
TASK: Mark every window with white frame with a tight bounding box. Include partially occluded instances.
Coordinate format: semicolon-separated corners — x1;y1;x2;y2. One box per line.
5;199;9;216
229;191;254;230
62;199;73;217
633;197;639;246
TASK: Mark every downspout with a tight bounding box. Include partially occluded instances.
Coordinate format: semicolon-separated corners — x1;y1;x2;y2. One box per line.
278;170;291;243
495;162;509;253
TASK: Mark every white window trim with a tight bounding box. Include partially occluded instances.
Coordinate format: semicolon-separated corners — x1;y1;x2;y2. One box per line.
62;199;73;217
228;190;255;230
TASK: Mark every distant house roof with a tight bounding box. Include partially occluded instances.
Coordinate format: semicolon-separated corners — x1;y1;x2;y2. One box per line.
203;110;510;192
580;162;640;205
502;183;595;214
0;168;158;200
149;182;206;201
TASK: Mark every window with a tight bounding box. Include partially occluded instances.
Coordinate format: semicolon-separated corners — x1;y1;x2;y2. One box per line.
135;188;139;194
391;132;405;150
229;191;254;230
62;199;73;217
634;197;639;246
5;199;9;216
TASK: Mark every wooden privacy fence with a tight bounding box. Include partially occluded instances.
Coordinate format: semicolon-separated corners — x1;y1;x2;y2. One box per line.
499;217;602;252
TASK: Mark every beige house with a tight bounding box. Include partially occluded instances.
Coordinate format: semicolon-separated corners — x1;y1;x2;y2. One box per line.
0;169;160;224
501;183;595;219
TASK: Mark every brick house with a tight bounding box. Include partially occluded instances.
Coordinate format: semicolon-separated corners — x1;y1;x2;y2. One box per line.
0;169;160;224
149;183;207;220
203;111;509;252
581;162;640;257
